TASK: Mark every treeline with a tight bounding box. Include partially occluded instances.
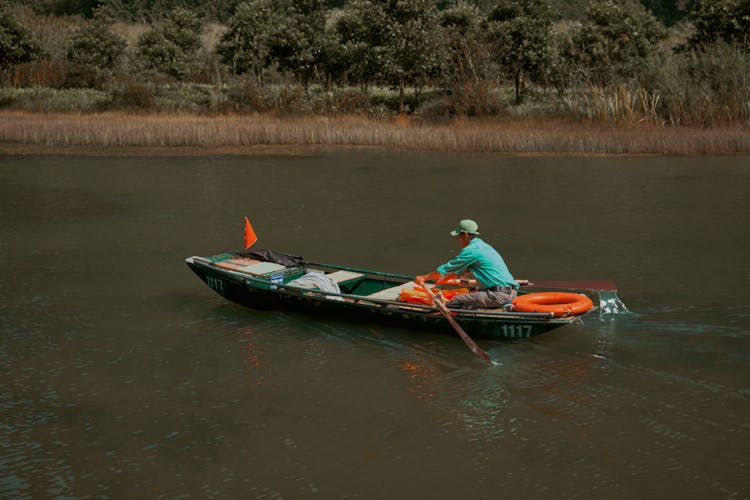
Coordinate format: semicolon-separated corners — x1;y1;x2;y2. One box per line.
1;0;749;127
17;0;697;25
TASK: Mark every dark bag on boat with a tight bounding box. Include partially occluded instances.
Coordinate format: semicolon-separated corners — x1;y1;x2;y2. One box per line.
240;248;305;268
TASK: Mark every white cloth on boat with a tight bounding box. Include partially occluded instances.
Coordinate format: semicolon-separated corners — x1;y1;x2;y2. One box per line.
289;271;344;301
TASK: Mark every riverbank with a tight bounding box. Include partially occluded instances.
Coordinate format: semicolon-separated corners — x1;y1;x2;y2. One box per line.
1;110;749;156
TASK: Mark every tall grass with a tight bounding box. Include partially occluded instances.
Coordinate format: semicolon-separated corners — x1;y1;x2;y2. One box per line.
651;42;750;127
580;85;662;124
1;110;748;155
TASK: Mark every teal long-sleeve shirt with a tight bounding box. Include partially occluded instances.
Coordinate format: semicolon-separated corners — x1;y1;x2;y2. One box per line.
437;237;517;289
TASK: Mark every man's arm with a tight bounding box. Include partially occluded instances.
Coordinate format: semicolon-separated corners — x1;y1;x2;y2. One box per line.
415;270;457;284
416;246;477;284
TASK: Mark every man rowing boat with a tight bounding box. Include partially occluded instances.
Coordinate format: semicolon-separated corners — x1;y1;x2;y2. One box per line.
415;219;518;309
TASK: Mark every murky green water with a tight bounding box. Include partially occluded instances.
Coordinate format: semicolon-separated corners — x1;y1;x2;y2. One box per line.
1;151;748;498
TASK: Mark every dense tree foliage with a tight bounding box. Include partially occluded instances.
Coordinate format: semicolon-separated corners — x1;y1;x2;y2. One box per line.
335;0;391;89
26;0;99;17
268;0;328;86
217;0;277;82
688;0;750;51
573;0;666;84
0;3;42;68
136;7;203;80
384;0;446;111
66;10;127;88
26;0;345;21
487;0;554;104
640;0;699;26
440;1;490;87
19;0;701;25
333;0;446;110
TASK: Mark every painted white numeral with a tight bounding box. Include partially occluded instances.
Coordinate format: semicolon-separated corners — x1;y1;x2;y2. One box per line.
206;276;224;292
502;325;532;338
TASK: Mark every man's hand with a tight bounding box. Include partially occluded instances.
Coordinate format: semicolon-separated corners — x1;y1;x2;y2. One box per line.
435;273;458;285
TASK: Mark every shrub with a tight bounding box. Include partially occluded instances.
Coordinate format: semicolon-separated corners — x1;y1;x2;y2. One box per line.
65;11;127;89
109;83;156;109
0;6;43;68
333;88;371;114
273;86;308;115
661;42;750;126
0;87;108;110
136;8;203;81
224;81;273;112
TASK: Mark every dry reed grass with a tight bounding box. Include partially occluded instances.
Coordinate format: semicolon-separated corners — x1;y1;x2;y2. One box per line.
585;85;662;125
1;110;749;155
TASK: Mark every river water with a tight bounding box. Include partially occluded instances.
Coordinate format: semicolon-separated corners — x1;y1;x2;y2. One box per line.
1;151;748;498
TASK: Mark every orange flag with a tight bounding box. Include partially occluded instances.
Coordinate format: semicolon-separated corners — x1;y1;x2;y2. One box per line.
243;217;258;249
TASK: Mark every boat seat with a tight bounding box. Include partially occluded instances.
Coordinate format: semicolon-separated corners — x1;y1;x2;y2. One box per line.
366;281;417;302
213;259;286;276
325;270;365;284
211;258;262;271
292;270;365;289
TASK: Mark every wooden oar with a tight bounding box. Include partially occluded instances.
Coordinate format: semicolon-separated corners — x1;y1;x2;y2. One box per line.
416;279;494;365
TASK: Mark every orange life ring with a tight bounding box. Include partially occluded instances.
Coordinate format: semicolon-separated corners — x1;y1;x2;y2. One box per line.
512;292;594;317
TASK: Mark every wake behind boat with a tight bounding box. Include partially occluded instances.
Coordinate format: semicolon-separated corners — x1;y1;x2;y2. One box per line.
186;250;618;340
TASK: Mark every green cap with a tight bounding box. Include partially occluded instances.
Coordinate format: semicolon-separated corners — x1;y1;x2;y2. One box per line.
450;219;480;236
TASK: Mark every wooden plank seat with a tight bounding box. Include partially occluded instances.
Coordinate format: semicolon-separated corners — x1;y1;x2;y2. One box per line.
213;259;286;275
291;270;365;289
211;258;261;271
325;270;365;284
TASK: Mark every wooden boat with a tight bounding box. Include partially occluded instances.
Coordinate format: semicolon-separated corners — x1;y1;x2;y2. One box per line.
185;251;612;340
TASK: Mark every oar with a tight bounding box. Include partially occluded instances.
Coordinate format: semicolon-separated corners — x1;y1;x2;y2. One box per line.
415;279;494;365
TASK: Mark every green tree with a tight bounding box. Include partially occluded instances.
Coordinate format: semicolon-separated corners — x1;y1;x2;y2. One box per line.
65;10;127;88
267;0;328;86
640;0;698;26
96;0;240;22
440;1;488;86
546;25;583;96
136;7;203;81
487;0;554;104
335;0;390;89
574;0;666;84
318;25;348;88
688;0;750;51
0;4;42;70
543;0;589;20
216;0;277;83
440;1;499;115
33;0;100;17
164;8;202;53
384;0;446;112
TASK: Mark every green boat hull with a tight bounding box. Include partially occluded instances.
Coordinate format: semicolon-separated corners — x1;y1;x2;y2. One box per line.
186;253;598;340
